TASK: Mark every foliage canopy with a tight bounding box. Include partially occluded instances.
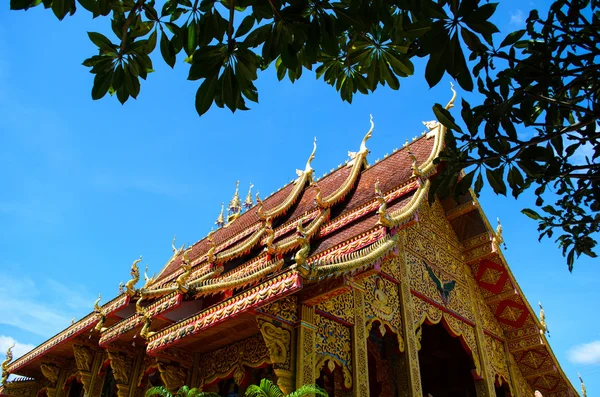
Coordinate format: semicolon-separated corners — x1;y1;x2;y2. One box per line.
10;0;600;270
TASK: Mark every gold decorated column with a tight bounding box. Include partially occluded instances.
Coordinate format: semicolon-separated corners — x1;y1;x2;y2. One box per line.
351;288;369;397
295;304;317;389
465;267;497;397
40;362;63;397
257;316;296;394
397;234;423;397
107;350;135;397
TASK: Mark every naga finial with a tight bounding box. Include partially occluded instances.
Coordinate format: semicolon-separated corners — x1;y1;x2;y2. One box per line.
176;247;193;293
1;343;15;386
445;82;457;110
313;183;324;208
296;137;317;180
143;265;155;289
538;302;549;336
293;220;311;275
407;149;421;178
207;231;216;263
495;217;504;245
93;294;102;313
578;373;587;397
244;184;254;210
255;192;264;218
71;317;76;325
375;180;392;227
125;256;142;296
264;217;277;255
347;115;374;167
215;203;225;228
93;294;107;332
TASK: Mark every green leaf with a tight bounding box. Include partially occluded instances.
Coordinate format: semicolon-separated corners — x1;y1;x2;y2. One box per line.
112;64;125;91
485;167;507;196
456;170;475;196
160;32;176;67
499;30;526;48
383;51;414;77
51;0;69;20
187;21;197;55
473;172;483;195
432;103;462;132
425;51;445;88
235;15;255;38
88;32;114;51
78;0;97;13
91;68;114;100
146;30;157;53
522;208;541;220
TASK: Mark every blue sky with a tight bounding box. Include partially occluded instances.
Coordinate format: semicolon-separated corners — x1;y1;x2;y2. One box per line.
0;0;598;394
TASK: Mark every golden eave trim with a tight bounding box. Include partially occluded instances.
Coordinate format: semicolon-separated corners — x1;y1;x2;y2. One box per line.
192;257;284;297
214;224;267;263
314;152;365;209
259;171;311;220
270;209;331;255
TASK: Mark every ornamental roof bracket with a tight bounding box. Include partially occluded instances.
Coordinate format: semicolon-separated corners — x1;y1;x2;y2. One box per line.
207;231;216;263
125;256;142;297
175;248;193;293
384;179;432;227
93;294;107;332
375;180;393;228
263;217;277;255
1;343;14;386
407;149;422;179
348;114;373;168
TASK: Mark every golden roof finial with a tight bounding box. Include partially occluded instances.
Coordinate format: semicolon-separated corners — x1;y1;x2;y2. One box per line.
244;184;254;210
445;82;457;110
538;301;549;336
347;115;374;166
296;137;317;181
71;317;76;325
207;230;216;263
143;264;155;289
93;294;102;313
407;149;421;178
228;181;242;222
125;256;142;296
215;202;225;228
1;343;15;386
578;373;587;397
176;247;193;293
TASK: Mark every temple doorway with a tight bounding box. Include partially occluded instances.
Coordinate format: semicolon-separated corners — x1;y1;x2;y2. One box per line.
367;323;406;397
418;323;477;397
66;380;84;397
202;365;275;396
316;362;351;397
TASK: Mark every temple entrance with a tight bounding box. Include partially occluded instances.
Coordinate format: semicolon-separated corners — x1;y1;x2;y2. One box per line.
494;382;511;397
316;362;351;397
367;323;406;397
418;323;477;397
66;380;84;397
202;365;275;396
99;366;118;397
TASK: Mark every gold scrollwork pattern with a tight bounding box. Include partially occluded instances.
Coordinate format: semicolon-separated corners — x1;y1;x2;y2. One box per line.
257;317;292;370
352;289;369;397
315;314;352;389
316;291;354;324
363;275;404;352
485;335;509;385
508;353;533;397
197;334;270;388
258;296;298;323
157;361;187;391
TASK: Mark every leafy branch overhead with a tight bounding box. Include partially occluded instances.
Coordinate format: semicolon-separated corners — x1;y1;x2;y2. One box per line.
9;0;599;270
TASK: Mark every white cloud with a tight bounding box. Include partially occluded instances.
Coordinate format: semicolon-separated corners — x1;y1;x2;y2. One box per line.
0;272;93;338
0;336;34;360
567;340;600;365
510;10;525;26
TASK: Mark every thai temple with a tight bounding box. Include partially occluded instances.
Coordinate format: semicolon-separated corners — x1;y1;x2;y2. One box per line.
0;87;581;397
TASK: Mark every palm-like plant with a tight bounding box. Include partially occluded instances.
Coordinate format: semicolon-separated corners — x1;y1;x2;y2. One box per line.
244;379;328;397
146;385;220;397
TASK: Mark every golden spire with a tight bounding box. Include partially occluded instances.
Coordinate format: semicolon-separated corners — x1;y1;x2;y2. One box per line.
215;203;225;228
538;302;549;336
244;184;254;210
228;181;242;222
578;373;587;397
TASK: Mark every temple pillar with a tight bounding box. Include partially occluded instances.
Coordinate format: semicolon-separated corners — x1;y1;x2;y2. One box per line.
156;360;187;392
351;288;369;397
396;235;423;397
257;316;296;394
295;304;317;389
73;345;95;395
107;350;136;397
88;351;107;397
465;267;497;397
40;362;63;397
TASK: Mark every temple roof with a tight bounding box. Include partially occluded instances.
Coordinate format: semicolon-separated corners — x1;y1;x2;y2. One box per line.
4;86;579;397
